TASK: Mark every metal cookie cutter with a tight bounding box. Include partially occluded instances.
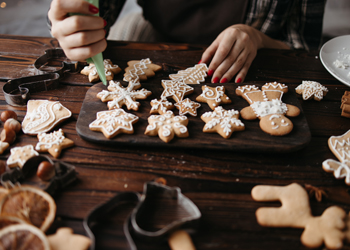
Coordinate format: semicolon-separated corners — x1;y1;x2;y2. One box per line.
2;48;79;107
84;180;201;250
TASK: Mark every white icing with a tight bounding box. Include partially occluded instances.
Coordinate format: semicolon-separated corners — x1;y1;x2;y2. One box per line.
36;129;65;150
295;81;328;100
123;58;152;81
250;99;288;117
201;85;225;103
169;63;208;84
150;98;173;114
323;159;350;184
161;79;194;102
7;145;39;167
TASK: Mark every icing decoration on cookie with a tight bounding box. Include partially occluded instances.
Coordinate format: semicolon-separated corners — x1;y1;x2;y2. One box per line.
236;82;300;136
145;111;189;143
196;85;231;110
97;80;152;111
81;59;122;83
169;63;208;84
0;141;9;155
201;106;244;139
295;80;328;101
150;98;174;115
89;109;139;139
35;129;74;158
161;79;194;103
323;129;350;185
123;58;162;82
7;145;39;169
22;100;72;135
175;98;201;116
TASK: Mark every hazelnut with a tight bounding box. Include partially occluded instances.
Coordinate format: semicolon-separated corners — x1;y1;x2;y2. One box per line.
4;118;21;134
0;110;17;122
0;160;6;175
37;161;55;181
0;129;16;144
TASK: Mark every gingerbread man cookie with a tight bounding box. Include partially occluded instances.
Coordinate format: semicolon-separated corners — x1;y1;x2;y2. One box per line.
201;106;244;138
169;63;208;85
175;98;201;116
161;79;194;103
123;58;162;82
295;80;328;101
81;59;122;83
145;111;189;143
6;145;39;169
196;85;231;110
236;82;300;136
150;98;174;115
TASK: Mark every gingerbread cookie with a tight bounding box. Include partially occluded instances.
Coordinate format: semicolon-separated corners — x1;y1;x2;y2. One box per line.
35;129;74;158
89;109;139;139
123;58;162;82
22;100;72;135
48;227;91;250
97;80;152;111
236;82;300;136
6;145;39;169
150;98;174;115
161;79;194;103
295;80;328;101
175;98;201;116
252;183;347;249
145;111;189;143
341;91;350;118
201;106;244;138
196;85;231;110
81;59;122;83
169;63;208;84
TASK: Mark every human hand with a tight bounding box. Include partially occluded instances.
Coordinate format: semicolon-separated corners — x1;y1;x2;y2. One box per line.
48;0;107;61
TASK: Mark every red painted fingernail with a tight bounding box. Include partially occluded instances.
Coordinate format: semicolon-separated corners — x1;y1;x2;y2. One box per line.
208;69;214;76
198;60;202;64
220;78;228;84
103;20;107;27
213;77;219;83
236;78;242;83
89;4;99;14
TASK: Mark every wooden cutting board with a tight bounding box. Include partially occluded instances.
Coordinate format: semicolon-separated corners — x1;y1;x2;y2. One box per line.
76;81;311;152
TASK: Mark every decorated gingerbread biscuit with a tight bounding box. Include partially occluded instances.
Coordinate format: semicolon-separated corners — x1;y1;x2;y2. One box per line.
252;183;347;249
341;91;350;118
89;109;139;139
123;58;162;82
201;106;244;138
196;85;231;110
35;129;74;158
7;145;39;169
150;98;174;115
22;100;72;135
295;80;328;101
145;111;189;143
97;80;152;111
236;82;300;136
81;59;122;83
174;98;201;116
161;79;194;103
169;63;208;85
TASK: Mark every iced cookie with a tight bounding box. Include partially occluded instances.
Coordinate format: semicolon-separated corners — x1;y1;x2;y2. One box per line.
196;85;231;110
161;79;194;103
150;98;174;115
6;145;39;169
175;98;201;116
123;58;162;82
22;100;72;135
169;63;208;84
295;80;328;101
81;59;122;83
341;91;350;118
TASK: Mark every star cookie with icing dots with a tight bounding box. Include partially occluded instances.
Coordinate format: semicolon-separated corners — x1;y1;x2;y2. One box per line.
145;111;189;143
35;129;74;158
150;98;174;115
161;79;194;103
295;80;328;101
89;109;139;139
201;106;245;139
97;80;152;111
81;59;122;83
7;145;39;169
123;58;162;82
196;85;231;110
174;98;201;116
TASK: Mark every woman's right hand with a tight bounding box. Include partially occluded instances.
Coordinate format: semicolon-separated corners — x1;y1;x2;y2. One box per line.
48;0;107;61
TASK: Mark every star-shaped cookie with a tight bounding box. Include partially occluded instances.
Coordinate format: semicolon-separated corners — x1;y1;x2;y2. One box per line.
7;145;39;169
161;79;194;103
174;98;201;116
81;59;122;82
201;106;245;139
196;85;231;110
35;129;74;158
150;98;174;115
295;80;328;101
89;109;139;139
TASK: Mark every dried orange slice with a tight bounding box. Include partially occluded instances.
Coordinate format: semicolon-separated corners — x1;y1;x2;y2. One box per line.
0;224;50;250
0;185;56;232
0;216;27;230
0;187;8;201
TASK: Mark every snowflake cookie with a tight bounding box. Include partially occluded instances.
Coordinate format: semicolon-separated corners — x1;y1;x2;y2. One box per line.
89;109;139;139
150;98;174;115
97;80;152;111
201;106;244;139
196;85;231;110
35;129;74;158
123;58;162;82
174;98;201;116
161;79;194;103
295;80;328;101
7;145;39;169
169;63;208;85
81;59;122;82
145;111;189;143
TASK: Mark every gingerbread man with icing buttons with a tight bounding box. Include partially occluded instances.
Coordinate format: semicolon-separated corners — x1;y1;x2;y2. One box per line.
236;82;300;136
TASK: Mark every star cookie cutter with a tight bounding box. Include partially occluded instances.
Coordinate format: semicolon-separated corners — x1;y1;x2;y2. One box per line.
84;180;201;250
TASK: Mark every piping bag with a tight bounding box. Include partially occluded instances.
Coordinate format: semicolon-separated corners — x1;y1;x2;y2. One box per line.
71;0;107;85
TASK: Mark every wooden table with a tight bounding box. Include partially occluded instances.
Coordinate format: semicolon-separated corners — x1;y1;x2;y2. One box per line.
1;34;350;250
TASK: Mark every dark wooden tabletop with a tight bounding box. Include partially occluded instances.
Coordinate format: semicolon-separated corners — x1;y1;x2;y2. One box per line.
1;34;350;250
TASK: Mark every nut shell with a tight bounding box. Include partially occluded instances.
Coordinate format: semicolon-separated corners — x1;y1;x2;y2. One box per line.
0;111;17;122
0;129;16;144
4;119;21;134
37;161;55;181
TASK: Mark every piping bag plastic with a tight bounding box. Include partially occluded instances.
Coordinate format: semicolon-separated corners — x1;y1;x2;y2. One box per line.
71;0;107;85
